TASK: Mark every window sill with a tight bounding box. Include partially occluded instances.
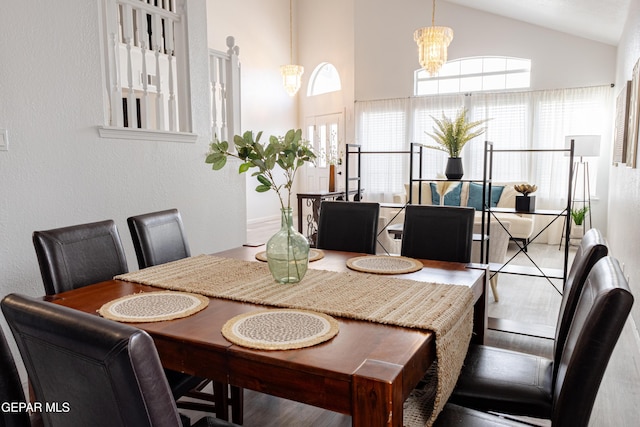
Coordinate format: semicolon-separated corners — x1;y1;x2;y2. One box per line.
98;126;198;143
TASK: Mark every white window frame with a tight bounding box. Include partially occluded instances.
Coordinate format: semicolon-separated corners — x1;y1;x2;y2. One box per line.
307;62;342;97
415;56;531;96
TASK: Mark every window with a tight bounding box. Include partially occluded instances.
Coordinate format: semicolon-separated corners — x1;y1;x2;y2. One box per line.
99;0;194;140
415;57;531;96
306;114;341;168
356;86;611;205
307;63;342;96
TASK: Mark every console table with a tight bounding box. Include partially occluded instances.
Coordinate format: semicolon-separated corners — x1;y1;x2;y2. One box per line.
297;189;364;246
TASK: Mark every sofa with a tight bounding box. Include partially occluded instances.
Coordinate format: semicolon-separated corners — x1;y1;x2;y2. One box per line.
389;181;535;246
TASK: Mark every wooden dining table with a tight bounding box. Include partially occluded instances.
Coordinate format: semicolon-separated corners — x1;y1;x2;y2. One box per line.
45;246;487;427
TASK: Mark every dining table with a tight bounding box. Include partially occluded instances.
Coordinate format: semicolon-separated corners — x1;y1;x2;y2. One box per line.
44;246;487;427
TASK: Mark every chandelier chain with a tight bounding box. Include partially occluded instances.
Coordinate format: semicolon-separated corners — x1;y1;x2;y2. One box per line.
289;0;293;62
432;0;436;27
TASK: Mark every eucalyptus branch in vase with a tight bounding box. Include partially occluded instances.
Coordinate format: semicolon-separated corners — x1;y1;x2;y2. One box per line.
206;129;316;284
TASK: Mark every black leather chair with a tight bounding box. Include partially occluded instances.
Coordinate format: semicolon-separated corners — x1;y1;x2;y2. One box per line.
1;294;234;427
316;201;380;254
401;205;475;262
550;227;607;377
127;209;243;424
31;220;209;421
448;256;633;426
0;323;32;427
127;209;191;270
448;227;607;417
32;220;128;295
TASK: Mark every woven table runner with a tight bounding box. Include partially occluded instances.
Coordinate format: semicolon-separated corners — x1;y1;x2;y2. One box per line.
115;254;474;427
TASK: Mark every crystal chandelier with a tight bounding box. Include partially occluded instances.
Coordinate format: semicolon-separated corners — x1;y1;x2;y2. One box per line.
414;0;454;76
281;0;304;96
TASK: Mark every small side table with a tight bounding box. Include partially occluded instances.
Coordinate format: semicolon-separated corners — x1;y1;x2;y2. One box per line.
297;189;364;246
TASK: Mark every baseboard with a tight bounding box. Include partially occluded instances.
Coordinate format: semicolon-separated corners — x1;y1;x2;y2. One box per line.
247;215;280;226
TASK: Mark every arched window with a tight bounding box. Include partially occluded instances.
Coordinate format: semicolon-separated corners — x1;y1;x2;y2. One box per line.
307;62;342;96
415;56;531;96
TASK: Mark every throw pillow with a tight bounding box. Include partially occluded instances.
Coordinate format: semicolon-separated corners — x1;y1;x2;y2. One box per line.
430;182;462;206
467;182;504;210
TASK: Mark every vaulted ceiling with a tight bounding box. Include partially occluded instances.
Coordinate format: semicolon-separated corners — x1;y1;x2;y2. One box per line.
446;0;631;46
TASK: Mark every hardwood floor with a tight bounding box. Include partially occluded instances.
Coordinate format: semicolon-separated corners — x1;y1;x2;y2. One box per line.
183;223;640;426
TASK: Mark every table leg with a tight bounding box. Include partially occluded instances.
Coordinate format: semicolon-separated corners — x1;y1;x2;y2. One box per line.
351;359;403;427
472;265;488;345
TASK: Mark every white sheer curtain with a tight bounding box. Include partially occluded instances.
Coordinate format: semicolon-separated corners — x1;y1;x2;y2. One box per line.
355;85;612;241
354;98;408;202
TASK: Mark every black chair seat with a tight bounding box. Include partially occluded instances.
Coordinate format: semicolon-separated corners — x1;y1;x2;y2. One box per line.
434;404;527;427
451;346;553;418
164;370;208;401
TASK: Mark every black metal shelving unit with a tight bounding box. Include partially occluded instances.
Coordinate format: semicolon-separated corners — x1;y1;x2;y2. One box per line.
484;141;574;339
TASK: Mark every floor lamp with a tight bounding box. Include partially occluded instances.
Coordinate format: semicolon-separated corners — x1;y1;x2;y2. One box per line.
565;135;601;234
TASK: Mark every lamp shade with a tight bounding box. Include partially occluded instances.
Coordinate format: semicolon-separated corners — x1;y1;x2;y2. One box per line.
565;135;601;157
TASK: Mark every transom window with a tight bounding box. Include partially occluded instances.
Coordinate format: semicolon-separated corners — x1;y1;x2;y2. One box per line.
415;56;531;96
307;63;342;96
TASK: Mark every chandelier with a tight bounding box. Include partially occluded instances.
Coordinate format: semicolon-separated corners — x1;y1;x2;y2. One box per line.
414;0;454;76
281;0;304;96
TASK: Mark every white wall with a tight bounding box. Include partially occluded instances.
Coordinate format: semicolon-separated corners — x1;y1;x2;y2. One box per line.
0;0;246;306
350;0;616;232
611;0;640;326
207;0;299;222
298;0;356;127
354;0;616;100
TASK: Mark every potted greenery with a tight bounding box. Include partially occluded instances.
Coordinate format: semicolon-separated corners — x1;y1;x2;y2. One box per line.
570;206;589;238
426;108;489;180
206;129;316;284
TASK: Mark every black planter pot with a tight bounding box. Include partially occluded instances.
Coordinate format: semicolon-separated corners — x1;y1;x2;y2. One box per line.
515;195;536;212
445;157;464;180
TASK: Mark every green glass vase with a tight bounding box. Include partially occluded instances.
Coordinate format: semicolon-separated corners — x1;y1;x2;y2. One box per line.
266;208;310;284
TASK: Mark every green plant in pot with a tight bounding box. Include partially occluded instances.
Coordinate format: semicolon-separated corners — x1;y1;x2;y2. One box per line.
426;108;489;180
206;129;316;284
571;206;589;225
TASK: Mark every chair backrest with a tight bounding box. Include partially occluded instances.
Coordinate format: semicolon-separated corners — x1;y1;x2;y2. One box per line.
552;228;608;376
552;256;633;427
127;209;191;269
0;325;31;427
32;220;128;295
471;219;511;264
316;201;380;254
401;205;475;262
1;294;183;427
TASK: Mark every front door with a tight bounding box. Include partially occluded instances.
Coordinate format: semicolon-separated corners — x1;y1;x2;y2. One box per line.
301;112;344;193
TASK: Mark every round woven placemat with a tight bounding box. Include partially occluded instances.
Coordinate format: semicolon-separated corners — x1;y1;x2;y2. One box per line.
99;291;209;323
221;309;339;350
346;255;423;275
255;248;324;263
